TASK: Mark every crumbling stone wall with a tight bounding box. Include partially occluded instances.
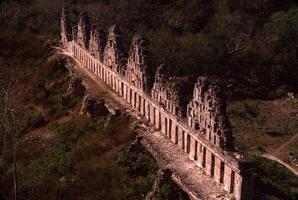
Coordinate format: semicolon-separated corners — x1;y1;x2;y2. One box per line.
89;24;106;61
187;77;233;149
61;8;72;45
60;9;253;200
103;25;126;75
126;35;152;93
77;12;91;49
151;65;190;118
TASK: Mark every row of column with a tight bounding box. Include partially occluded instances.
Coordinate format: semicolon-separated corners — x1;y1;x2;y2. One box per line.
70;42;245;200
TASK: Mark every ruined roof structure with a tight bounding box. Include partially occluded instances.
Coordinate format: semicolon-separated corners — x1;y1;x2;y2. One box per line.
126;35;153;93
61;8;72;45
89;24;106;61
187;77;233;149
151;65;192;118
103;25;126;75
60;9;253;200
77;12;91;49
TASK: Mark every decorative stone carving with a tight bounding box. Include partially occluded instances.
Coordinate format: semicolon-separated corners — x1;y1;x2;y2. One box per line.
61;8;72;45
187;77;233;149
151;65;192;118
89;24;106;61
103;25;126;75
77;12;91;49
126;35;152;93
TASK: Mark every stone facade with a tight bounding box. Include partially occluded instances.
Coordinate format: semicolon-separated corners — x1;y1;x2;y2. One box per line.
61;10;253;200
103;25;126;75
61;8;72;45
126;35;152;93
89;24;106;61
77;12;91;49
151;65;191;118
187;77;233;149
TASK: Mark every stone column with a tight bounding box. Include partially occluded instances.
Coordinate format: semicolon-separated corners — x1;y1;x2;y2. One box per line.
167;118;172;139
214;157;222;183
196;142;201;167
124;85;128;102
140;97;144;115
150;106;155;125
145;101;150;120
160;113;166;135
223;165;232;193
155;109;160;129
136;93;140;111
205;149;212;176
234;173;242;200
189;137;196;160
114;77;118;93
177;128;183;148
171;122;177;144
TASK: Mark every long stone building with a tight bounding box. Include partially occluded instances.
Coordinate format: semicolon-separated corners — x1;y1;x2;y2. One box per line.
61;9;253;200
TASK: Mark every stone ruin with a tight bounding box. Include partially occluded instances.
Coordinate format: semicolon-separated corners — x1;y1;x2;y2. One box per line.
60;9;254;200
89;24;106;61
126;35;152;93
103;25;126;75
77;12;91;49
151;65;192;118
61;8;72;45
62;9;237;151
187;77;233;149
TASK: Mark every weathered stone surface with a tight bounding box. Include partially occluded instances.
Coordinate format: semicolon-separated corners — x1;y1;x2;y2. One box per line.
89;24;106;61
103;25;126;75
61;8;72;45
187;77;233;149
126;35;153;93
151;65;193;118
77;12;91;49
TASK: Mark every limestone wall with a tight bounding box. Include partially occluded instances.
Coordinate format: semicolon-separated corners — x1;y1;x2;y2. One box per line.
151;64;192;119
103;25;126;75
187;77;233;149
89;24;106;61
126;35;152;93
77;12;91;49
61;8;72;45
61;9;253;200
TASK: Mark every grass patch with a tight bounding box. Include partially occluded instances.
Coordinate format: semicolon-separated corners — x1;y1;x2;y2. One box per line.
251;156;298;200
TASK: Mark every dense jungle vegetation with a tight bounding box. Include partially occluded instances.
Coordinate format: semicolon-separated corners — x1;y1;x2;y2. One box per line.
0;0;297;98
0;28;190;200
